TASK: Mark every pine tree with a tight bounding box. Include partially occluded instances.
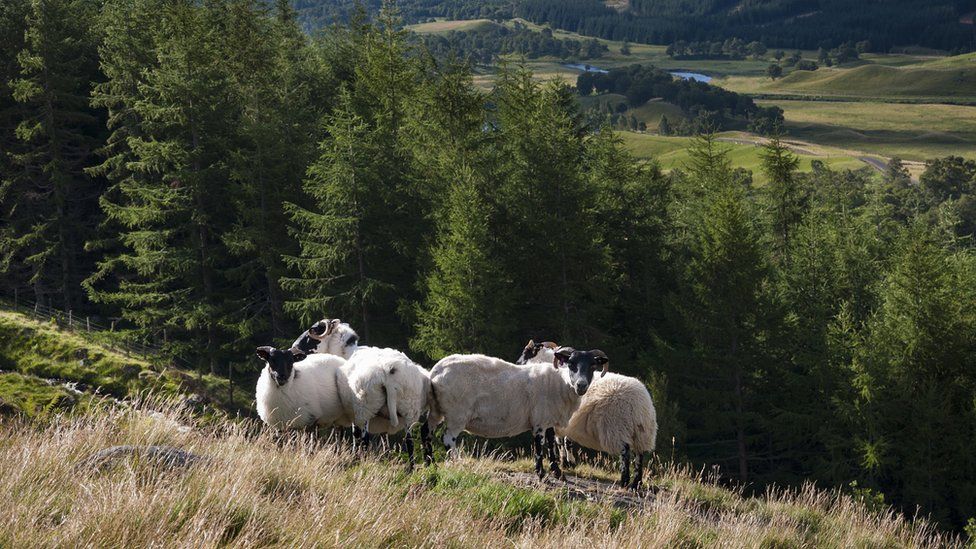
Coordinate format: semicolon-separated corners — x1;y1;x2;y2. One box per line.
761;136;803;255
219;0;327;343
88;0;241;372
284;7;426;346
3;0;104;310
492;68;614;345
412;164;512;359
0;0;30;298
658;115;672;135
850;224;976;526
676;134;771;483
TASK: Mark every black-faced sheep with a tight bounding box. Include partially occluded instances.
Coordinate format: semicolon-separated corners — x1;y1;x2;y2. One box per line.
427;347;608;480
516;339;658;489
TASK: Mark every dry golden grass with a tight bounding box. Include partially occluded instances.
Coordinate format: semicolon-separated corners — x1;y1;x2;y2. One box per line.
0;400;960;548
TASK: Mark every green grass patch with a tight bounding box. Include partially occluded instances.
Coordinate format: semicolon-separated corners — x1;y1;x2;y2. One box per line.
757;99;976;161
397;466;626;532
0;372;92;420
616;132;865;184
0;310;238;415
719;63;976;103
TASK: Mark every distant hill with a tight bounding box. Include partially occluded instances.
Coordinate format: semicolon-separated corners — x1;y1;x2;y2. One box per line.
294;0;976;53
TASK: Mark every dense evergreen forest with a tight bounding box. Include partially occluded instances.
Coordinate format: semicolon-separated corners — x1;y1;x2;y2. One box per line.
421;21;609;64
292;0;976;53
2;0;976;532
576;65;784;134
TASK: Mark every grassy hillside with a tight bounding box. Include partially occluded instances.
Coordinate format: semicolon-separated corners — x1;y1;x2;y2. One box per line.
0;310;242;417
759;100;976;161
720;64;976;102
617;132;866;183
0;402;960;547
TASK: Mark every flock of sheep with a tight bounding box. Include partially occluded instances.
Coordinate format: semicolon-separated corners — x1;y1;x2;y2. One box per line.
255;319;658;489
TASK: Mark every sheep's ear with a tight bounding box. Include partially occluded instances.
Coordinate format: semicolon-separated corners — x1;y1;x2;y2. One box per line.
553;346;574;368
591;350;609;377
525;339;535;348
289;348;307;362
256;346;274;362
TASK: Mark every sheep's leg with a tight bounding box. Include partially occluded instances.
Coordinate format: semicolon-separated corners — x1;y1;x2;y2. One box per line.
420;419;434;466
358;422;371;455
629;451;644;491
351;426;362;451
533;429;545;480
402;427;415;472
545;428;562;480
620;443;631;488
560;437;576;468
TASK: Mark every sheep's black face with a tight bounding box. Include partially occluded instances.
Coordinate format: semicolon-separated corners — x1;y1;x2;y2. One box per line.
554;348;609;396
293;331;319;355
515;340;544;365
255;346;307;387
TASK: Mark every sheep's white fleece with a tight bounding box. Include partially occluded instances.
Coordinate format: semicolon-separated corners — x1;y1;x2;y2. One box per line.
525;349;657;454
255;353;348;430
560;373;657;454
428;354;581;439
341;346;430;434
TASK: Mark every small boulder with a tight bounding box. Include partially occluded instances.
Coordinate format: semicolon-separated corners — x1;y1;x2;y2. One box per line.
80;445;205;472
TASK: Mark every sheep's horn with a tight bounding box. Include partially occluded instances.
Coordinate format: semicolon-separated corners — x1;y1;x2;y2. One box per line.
591;349;609;378
541;341;558;349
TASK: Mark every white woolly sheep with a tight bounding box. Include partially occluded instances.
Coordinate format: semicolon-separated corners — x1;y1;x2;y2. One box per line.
254;346;349;430
515;339;658;489
427;347;608;480
296;318;435;466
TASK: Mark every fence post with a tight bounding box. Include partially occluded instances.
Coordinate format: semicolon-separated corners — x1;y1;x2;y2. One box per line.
68;310;72;328
86;317;90;332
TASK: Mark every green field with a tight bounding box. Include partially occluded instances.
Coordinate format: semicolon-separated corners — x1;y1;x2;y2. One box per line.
410;18;975;164
617;132;867;184
720;63;976;103
758;100;976;161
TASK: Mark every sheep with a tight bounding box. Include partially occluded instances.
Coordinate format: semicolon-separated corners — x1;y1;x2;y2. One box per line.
514;339;658;490
295;318;435;467
254;346;349;430
427;346;608;480
292;318;359;358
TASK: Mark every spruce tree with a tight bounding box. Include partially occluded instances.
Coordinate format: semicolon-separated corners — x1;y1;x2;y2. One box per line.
3;0;104;310
88;0;241;372
284;7;426;346
760;135;802;255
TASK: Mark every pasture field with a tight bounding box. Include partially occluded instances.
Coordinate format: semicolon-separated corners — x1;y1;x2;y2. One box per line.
617;132;867;184
719;64;976;103
758;100;976;161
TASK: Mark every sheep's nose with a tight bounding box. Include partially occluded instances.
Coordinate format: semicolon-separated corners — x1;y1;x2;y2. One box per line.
575;382;588;395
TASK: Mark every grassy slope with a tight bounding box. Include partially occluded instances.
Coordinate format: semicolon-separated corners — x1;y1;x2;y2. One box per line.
0;403;958;547
617;132;865;183
758;100;976;161
719;64;976;102
0;310;241;417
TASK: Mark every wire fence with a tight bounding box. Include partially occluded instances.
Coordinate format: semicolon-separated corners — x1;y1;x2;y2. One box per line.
1;291;170;364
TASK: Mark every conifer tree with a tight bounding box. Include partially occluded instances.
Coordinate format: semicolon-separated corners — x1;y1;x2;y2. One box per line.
761;135;802;255
677;133;771;483
492;68;614;345
3;0;104;310
284;7;426;346
88;0;241;372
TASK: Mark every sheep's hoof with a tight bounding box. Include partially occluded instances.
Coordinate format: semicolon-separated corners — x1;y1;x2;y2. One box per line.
535;469;545;481
550;465;563;480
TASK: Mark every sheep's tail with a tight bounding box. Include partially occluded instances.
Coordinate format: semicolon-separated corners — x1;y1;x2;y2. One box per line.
385;379;399;428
